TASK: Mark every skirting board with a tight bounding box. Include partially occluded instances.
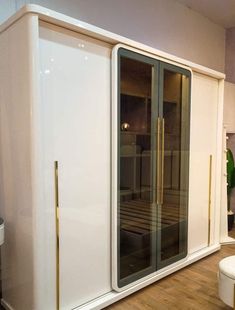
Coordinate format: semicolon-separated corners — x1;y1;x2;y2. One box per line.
220;236;235;244
75;244;221;310
1;299;14;310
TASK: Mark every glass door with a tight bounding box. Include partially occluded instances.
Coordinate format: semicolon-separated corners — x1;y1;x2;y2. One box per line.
157;62;191;268
117;49;158;287
114;47;191;289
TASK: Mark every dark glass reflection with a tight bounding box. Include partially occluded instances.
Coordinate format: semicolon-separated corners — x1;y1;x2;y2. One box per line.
160;70;190;262
117;50;191;287
118;56;154;283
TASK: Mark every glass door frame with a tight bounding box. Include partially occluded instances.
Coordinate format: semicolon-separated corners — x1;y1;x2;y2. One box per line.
157;61;191;270
116;47;159;289
112;44;192;292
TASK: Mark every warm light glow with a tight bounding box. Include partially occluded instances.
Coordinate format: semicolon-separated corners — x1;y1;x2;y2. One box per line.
121;122;130;131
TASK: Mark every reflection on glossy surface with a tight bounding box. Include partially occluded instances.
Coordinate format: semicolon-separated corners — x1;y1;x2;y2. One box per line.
160;69;190;264
39;25;111;308
117;49;191;288
119;55;154;284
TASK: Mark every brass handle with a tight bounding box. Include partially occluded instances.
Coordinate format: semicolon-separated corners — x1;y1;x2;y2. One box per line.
156;118;161;205
208;155;212;246
156;118;165;205
54;161;60;310
161;119;165;205
233;284;235;310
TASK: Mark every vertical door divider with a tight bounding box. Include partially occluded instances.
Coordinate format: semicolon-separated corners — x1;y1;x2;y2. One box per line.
54;161;60;310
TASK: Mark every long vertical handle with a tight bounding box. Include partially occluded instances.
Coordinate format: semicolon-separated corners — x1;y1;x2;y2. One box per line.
156;118;161;205
156;118;165;205
233;284;235;310
54;161;60;310
208;155;212;246
161;119;165;205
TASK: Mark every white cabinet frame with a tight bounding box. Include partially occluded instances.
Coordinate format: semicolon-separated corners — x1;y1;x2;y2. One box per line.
0;4;225;310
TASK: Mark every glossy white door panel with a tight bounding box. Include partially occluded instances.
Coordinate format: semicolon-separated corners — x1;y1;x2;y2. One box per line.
39;22;112;309
188;72;218;254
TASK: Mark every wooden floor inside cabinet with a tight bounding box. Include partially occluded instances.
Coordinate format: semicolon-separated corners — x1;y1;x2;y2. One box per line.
120;199;185;278
106;244;234;309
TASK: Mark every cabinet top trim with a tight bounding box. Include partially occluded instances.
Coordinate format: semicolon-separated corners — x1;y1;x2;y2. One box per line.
0;4;225;80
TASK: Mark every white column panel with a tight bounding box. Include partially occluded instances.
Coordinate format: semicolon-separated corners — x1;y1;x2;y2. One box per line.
39;22;111;309
188;72;218;254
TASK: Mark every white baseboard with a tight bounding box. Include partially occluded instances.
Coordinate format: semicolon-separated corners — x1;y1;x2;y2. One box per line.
220;236;235;244
74;244;221;309
1;299;14;310
0;245;222;310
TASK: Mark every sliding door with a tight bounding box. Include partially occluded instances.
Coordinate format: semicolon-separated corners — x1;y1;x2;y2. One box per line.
116;49;158;288
39;25;111;308
158;63;190;268
113;47;191;290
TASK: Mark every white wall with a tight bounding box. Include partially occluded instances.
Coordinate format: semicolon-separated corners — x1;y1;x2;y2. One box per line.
0;0;225;72
225;27;235;83
0;0;16;23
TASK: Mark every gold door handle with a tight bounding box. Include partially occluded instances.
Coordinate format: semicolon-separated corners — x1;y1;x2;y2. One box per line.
156;118;161;205
54;161;60;310
233;284;235;310
156;118;165;205
161;119;165;205
208;155;212;246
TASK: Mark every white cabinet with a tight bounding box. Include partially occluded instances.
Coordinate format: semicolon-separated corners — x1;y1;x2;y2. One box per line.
0;5;224;310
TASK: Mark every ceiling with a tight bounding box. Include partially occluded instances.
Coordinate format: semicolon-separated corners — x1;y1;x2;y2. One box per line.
176;0;235;28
